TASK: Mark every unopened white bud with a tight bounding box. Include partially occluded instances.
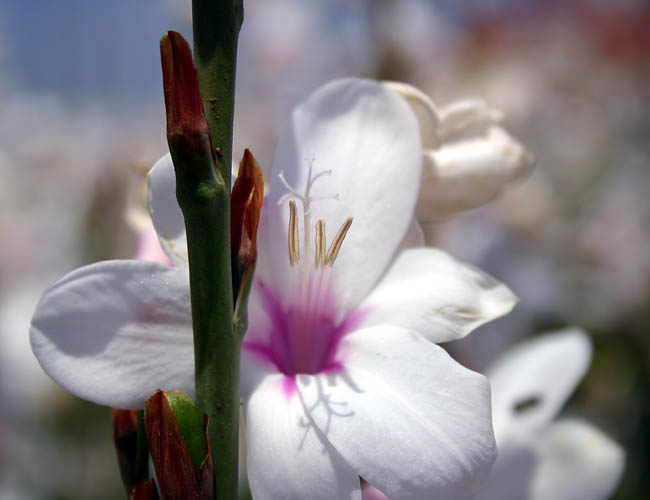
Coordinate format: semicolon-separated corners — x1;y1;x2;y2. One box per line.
438;98;504;142
384;82;534;222
417;127;534;222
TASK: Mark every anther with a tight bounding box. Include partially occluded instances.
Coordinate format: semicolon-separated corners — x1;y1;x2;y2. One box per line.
325;217;353;266
314;220;326;269
288;200;301;266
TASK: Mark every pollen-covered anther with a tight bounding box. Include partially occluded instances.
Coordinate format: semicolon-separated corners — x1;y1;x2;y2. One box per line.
287;201;353;269
288;200;301;266
325;217;353;267
315;220;326;269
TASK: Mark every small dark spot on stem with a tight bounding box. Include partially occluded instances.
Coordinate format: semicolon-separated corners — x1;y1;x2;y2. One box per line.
215;147;223;159
209;97;217;111
216;403;223;411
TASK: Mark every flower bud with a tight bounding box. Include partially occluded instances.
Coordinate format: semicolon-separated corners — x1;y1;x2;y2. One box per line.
160;31;226;214
438;98;504;141
231;149;264;337
384;82;534;222
111;409;149;496
419;127;534;222
145;390;212;500
231;149;264;291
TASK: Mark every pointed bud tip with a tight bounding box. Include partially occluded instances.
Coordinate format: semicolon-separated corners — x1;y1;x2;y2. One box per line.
231;149;264;264
160;31;209;142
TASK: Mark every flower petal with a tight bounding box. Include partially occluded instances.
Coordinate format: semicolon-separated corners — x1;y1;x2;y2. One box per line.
529;419;625;500
361;248;517;343
477;444;537;500
30;260;194;409
417;127;534;222
147;153;189;266
437;98;504;142
382;81;440;149
135;226;172;265
262;78;422;311
479;419;624;500
245;373;361;500
486;328;592;444
298;326;497;500
394;218;424;254
362;485;390;500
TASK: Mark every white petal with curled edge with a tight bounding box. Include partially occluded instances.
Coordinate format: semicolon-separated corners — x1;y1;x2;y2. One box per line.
438;98;504;142
245;373;361;500
298;326;497;500
529;419;625;500
382;81;440;149
147;153;188;266
30;260;194;409
361;248;517;343
261;78;422;312
416;127;534;222
486;328;592;445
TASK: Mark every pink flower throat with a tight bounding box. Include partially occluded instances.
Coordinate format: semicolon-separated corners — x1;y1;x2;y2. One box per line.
244;198;362;376
244;270;364;376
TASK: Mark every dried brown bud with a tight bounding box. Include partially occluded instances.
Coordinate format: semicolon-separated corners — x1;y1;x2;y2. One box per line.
112;408;139;464
160;31;211;149
231;149;264;272
111;408;145;492
132;479;160;500
145;390;204;500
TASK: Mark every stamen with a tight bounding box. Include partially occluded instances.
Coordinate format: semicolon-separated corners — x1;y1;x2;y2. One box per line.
325;217;353;267
314;220;326;269
288;200;301;266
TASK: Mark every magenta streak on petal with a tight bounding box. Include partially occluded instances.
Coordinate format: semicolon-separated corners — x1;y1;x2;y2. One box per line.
282;376;297;401
243;272;360;377
256;281;292;373
318;306;369;372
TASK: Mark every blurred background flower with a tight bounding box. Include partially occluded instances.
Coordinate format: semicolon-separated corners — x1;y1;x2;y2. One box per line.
0;0;648;498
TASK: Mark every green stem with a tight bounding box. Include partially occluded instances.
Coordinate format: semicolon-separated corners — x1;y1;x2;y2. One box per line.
192;0;243;189
189;2;243;498
169;137;237;500
183;187;240;500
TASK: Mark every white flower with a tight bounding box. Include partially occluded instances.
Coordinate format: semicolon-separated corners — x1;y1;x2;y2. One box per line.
31;78;518;500
479;328;625;500
384;82;534;223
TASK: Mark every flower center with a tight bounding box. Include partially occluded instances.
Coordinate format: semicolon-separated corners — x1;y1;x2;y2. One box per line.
245;194;362;377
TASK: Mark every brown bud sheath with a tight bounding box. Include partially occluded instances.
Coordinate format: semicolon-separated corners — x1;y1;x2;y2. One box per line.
112;409;139;467
145;391;204;500
132;480;160;500
112;408;149;495
160;31;213;159
231;149;264;275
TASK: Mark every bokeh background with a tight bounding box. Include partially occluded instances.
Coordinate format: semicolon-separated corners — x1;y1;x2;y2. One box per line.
0;0;648;498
